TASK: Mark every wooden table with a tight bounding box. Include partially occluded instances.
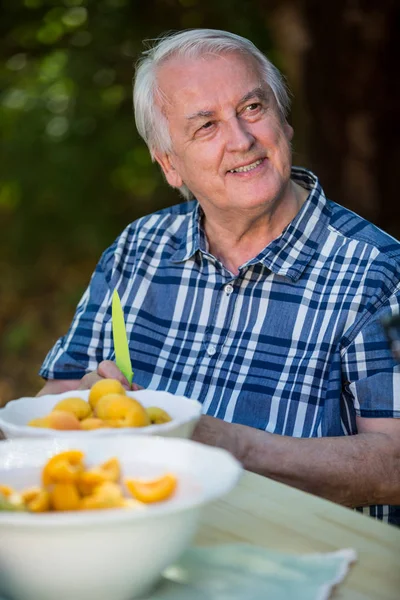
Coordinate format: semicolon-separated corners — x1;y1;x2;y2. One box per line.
195;471;400;599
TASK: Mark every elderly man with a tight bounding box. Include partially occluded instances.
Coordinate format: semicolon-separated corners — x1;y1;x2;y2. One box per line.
39;29;400;525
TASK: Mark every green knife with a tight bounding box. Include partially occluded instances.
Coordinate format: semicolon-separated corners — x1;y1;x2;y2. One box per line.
111;289;134;385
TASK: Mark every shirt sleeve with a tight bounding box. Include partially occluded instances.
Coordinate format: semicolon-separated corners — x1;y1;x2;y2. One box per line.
342;291;400;418
39;250;114;380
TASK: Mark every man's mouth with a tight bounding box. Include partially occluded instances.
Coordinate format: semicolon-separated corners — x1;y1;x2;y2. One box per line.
228;158;264;174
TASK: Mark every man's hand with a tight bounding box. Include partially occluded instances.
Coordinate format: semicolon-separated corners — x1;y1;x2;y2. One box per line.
77;361;142;391
191;415;247;460
36;360;143;396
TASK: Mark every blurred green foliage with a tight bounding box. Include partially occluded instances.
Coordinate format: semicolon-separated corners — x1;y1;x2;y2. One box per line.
0;0;278;402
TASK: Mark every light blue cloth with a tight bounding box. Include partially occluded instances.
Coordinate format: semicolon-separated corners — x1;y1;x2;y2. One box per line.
143;544;357;600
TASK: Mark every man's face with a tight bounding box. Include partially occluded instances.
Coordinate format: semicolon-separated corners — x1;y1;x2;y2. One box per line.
155;52;294;216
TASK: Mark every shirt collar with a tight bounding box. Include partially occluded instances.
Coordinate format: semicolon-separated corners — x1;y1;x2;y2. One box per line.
171;167;331;282
170;201;203;263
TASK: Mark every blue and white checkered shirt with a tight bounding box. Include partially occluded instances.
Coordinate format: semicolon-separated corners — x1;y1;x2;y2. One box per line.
41;167;400;525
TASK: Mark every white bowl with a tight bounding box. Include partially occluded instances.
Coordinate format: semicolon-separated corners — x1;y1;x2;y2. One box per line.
0;435;242;600
0;389;202;439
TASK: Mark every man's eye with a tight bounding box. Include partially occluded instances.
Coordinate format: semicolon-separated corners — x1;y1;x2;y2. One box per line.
246;103;261;112
201;121;214;130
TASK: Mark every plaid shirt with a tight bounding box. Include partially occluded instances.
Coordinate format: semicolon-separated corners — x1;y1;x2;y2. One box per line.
41;167;400;525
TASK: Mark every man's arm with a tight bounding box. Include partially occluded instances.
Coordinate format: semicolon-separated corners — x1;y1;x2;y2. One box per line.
191;415;400;507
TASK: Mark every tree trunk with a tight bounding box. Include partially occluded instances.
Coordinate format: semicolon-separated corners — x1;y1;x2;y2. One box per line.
267;0;399;237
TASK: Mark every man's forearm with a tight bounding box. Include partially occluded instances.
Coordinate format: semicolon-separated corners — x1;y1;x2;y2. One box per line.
191;416;400;507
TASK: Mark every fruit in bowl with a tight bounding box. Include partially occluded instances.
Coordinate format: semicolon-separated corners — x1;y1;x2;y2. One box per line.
1;449;177;512
27;379;171;431
0;385;202;439
0;435;242;600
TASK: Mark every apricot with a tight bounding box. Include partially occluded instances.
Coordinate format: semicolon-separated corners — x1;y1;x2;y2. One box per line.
42;450;85;486
96;394;150;428
125;473;177;503
80;417;107;431
146;406;172;425
47;410;81;431
88;378;126;410
52;397;92;421
50;483;81;511
78;458;121;496
0;485;14;498
80;482;124;510
21;487;50;512
28;416;52;428
120;498;147;510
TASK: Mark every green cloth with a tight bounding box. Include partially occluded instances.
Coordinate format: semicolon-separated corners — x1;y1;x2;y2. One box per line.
143;544;357;600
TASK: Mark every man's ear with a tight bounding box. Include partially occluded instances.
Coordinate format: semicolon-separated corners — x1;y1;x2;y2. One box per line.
154;152;183;188
284;121;294;142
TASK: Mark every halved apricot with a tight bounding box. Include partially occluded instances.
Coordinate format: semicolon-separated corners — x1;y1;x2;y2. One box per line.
78;458;121;496
80;482;124;510
21;487;50;512
42;450;85;486
0;484;14;498
125;473;177;503
50;483;81;511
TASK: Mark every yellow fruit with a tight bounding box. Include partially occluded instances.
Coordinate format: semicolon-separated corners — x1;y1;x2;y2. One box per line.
125;473;177;503
50;483;81;511
0;485;14;498
47;410;81;431
146;406;172;425
80;482;124;510
21;487;50;513
88;379;126;410
42;450;85;486
96;394;149;428
28;417;51;428
78;458;121;495
80;417;106;431
52;397;92;421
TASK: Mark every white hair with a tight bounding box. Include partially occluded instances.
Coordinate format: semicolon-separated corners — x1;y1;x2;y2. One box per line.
133;29;291;199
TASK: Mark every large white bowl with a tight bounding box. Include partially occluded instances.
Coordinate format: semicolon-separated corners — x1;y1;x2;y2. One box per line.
0;435;242;600
0;389;202;439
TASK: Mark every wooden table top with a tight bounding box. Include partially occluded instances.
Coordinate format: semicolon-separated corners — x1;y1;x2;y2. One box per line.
195;470;400;600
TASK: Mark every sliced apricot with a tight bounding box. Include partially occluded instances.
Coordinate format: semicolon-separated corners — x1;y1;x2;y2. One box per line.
78;458;121;496
120;498;147;510
96;394;149;427
52;397;92;421
42;450;85;486
125;473;177;503
0;484;14;498
21;487;51;513
50;483;81;511
80;482;124;510
88;378;126;410
146;406;172;425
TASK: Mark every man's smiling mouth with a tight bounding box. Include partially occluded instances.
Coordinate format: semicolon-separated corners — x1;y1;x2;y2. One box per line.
228;158;264;173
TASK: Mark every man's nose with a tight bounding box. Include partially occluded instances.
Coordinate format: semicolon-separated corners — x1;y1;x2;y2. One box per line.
224;117;255;152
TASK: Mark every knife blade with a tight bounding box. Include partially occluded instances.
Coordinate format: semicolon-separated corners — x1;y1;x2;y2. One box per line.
111;289;134;385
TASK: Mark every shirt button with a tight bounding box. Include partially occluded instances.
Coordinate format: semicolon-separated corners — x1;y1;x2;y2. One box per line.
207;345;217;356
224;284;234;295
